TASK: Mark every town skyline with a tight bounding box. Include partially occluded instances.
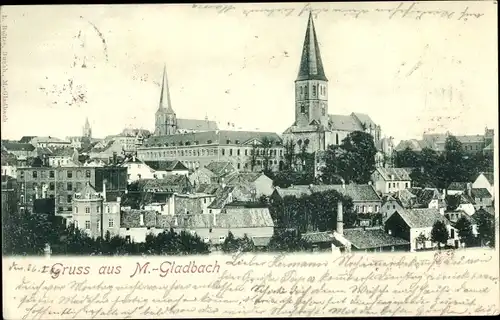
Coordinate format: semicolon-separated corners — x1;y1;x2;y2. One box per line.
1;3;497;143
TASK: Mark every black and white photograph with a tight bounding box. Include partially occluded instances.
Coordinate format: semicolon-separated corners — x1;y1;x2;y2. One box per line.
1;2;498;318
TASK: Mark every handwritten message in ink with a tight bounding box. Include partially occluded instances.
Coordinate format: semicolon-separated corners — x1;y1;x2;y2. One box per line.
190;2;488;21
3;250;499;319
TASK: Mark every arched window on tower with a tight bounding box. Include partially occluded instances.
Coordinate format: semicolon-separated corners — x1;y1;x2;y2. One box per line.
300;86;303;94
300;104;306;114
312;85;316;97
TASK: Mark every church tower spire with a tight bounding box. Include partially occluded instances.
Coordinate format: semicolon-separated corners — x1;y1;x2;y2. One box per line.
295;12;329;127
155;64;177;136
82;116;92;138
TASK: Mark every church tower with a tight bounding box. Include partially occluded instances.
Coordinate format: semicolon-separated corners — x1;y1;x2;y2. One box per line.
82;117;92;138
295;12;329;127
155;64;177;136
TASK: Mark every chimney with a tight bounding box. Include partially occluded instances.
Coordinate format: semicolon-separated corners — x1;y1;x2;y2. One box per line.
113;152;117;165
213;211;217;226
336;201;343;235
102;179;107;200
466;183;472;197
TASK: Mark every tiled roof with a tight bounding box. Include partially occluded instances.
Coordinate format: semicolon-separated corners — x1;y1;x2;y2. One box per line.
90;140;115;153
2;142;36;152
196;183;221;195
206;161;237;177
302;231;335;243
395;208;450;228
1;150;17;165
49;148;75;157
225;172;267;185
351;112;377;129
374;167;411;181
274;186;312;198
145;160;188;172
121;210;158;228
309;184;381;202
455;135;485;144
19;136;37;143
409;187;442;207
31;136;70;144
471;188;492;198
343;228;409;249
208;186;235;209
136;175;189;191
296;12;327;81
460;194;476;205
143;130;282;148
217;208;274;228
394;189;418;208
36;147;53;156
474;207;494;217
447;182;469;191
177;118;219;131
328;114;363;131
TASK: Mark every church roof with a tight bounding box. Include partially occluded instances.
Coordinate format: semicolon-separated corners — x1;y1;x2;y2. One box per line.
177;118;218;131
157;64;175;114
328;114;363;131
296;12;327;82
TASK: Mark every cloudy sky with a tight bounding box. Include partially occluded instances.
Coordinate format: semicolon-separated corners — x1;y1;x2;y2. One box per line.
1;2;497;143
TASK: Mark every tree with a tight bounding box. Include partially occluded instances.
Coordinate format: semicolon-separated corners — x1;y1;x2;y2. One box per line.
476;211;495;248
455;217;474;247
268;229;309;252
394;147;420;168
416;233;428;249
260;136;274;173
283;140;296;170
321;131;377;184
438;135;468;189
431;220;449;249
221;231;239;253
249;143;259;172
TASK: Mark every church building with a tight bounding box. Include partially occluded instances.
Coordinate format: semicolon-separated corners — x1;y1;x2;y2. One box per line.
154;65;218;135
282;13;382;153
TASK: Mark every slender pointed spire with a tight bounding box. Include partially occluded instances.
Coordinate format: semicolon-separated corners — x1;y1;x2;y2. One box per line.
85;116;90;127
159;64;175;114
297;11;328;81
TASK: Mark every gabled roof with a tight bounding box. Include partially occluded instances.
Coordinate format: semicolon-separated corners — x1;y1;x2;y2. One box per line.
218;208;274;228
48;148;75;157
447;182;469;191
343;228;409;249
136;175;189;191
19;136;37;143
478;172;494;185
393;208;449;229
351;112;377;129
296;12;327;82
273;185;312;198
208;186;235;209
373;167;411;181
177;118;218;131
2;142;36;152
145;160;188;172
328;114;364;132
225;172;268;185
121;210;158;228
471;188;492;198
195;183;221;195
206;161;236;177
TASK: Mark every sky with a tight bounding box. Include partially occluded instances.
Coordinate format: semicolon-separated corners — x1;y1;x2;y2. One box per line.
1;2;498;144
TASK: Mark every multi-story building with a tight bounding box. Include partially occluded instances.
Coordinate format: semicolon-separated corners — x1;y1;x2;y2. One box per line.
72;182;121;238
140;63;284;171
282;12;381;154
16;164;127;219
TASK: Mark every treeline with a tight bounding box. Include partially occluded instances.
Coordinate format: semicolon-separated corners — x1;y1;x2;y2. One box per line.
268;189;360;233
395;135;493;189
2;210;209;256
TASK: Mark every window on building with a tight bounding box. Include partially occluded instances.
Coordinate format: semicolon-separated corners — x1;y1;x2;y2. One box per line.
300;86;303;94
375;205;379;212
67;182;72;191
109;219;114;228
245;149;248;156
85;207;90;213
300;104;306;113
74;221;79;228
322;105;326;116
237;149;240;156
85;221;90;230
49;182;55;190
74;206;78;213
67;171;72;178
229;149;233;156
49;171;55;178
450;228;455;238
97;206;100;213
33;171;38;178
106;206;110;213
67;195;72;203
58;207;63;213
405;182;408;188
237;163;241;169
222;149;225;156
393;205;396;209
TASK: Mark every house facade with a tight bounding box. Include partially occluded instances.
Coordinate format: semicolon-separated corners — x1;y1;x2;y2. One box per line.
472;172;495;200
371;167;411;195
384;208;459;252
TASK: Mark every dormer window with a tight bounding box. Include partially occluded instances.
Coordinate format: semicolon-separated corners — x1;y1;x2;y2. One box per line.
226;139;231;144
207;140;212;144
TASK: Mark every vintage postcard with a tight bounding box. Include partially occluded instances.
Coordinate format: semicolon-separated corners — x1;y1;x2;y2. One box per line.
1;1;499;319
